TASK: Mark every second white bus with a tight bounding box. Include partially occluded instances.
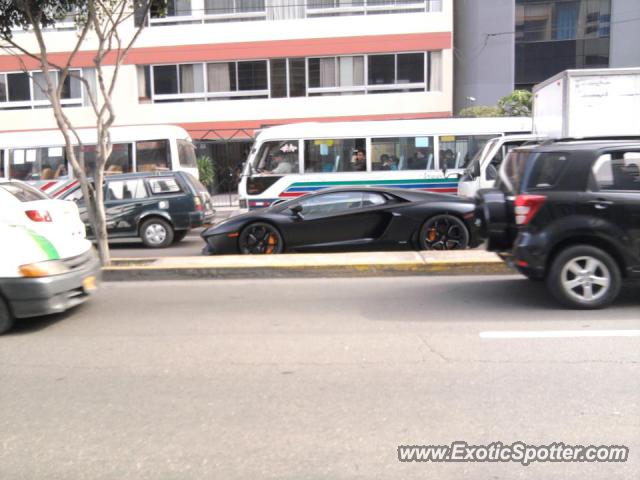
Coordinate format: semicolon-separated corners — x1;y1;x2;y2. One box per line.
239;117;532;209
0;124;198;197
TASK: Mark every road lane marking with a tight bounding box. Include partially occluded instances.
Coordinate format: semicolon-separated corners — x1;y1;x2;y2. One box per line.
480;330;640;339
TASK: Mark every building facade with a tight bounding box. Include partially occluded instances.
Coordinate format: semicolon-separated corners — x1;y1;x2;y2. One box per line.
0;1;453;197
454;0;640;113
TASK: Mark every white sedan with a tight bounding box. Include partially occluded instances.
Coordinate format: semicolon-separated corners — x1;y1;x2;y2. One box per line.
0;179;86;254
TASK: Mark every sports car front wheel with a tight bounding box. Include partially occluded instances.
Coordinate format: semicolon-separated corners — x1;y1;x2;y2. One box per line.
239;222;284;254
419;215;470;250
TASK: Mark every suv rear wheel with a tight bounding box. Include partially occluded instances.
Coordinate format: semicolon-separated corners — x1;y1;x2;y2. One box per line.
547;245;621;309
140;218;174;248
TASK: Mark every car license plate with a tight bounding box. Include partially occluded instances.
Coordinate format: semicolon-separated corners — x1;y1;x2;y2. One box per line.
82;275;97;292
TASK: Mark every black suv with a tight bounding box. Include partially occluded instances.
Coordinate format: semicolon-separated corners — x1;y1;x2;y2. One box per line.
63;171;215;248
478;140;640;309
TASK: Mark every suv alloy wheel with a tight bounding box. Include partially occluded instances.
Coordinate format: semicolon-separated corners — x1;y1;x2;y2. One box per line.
547;245;622;309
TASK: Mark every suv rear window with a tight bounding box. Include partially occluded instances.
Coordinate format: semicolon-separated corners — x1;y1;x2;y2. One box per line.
0;182;48;202
526;152;569;190
500;150;569;193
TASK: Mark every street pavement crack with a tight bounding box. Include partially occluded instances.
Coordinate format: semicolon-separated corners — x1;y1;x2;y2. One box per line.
416;335;450;363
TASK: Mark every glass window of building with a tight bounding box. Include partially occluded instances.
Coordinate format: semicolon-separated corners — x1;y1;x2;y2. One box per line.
515;0;611;89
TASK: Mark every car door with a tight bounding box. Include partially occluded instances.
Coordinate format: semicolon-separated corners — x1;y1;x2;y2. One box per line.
104;178;152;236
284;191;391;250
589;149;640;265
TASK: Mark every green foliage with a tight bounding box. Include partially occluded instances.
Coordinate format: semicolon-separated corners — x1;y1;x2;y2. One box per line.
197;155;215;188
498;90;532;117
458;105;502;118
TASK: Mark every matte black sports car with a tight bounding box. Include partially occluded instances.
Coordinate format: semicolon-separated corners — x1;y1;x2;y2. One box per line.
202;187;481;255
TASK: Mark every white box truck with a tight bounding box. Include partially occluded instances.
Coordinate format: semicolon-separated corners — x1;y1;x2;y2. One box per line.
533;67;640;138
458;67;640;197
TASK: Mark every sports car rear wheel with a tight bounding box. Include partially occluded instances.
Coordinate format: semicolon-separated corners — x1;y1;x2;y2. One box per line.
239;222;284;254
419;215;469;250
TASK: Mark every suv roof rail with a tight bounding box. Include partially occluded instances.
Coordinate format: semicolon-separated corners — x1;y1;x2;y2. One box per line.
550;135;640;143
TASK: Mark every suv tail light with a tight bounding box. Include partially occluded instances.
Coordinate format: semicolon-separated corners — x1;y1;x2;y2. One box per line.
514;195;546;225
193;196;204;212
25;209;52;222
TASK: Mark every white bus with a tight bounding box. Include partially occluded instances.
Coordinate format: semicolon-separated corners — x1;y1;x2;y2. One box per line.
238;117;532;209
0;124;198;197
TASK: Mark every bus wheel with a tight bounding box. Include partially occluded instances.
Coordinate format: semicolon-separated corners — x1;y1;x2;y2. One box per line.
0;295;14;335
419;215;469;250
239;222;283;254
140;218;174;248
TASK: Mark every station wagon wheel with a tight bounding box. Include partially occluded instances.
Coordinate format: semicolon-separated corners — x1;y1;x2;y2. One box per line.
140;218;174;248
419;215;469;250
239;222;283;254
547;245;621;309
0;295;14;335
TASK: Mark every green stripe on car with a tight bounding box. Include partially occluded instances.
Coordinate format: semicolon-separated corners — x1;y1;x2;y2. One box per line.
28;230;60;260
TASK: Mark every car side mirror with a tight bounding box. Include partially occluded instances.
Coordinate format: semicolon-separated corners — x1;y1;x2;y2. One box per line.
290;204;304;219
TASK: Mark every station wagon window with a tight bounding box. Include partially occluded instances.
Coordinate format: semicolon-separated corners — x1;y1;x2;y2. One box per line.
298;191;364;217
593;152;640;191
304;138;366;173
8;147;68;180
136;140;170;172
254;140;299;174
148;177;182;194
438;135;495;170
371;137;435;171
106;179;148;201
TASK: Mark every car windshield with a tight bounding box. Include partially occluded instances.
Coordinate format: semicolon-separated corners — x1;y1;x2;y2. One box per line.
0;181;49;201
465;138;498;177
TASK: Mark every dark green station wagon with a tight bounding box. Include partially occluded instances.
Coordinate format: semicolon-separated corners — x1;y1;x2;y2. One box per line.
62;171;215;248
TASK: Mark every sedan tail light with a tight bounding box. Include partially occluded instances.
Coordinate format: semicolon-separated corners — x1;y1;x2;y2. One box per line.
25;209;52;222
514;194;546;225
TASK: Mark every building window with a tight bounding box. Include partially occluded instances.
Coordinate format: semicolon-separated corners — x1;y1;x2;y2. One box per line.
515;0;611;89
150;0;267;24
0;69;83;110
141;51;437;104
306;0;435;17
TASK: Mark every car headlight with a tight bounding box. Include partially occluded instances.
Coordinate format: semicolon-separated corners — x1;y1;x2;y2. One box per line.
19;260;70;277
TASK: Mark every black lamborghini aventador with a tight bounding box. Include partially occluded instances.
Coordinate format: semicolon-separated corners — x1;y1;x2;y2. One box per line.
201;187;481;255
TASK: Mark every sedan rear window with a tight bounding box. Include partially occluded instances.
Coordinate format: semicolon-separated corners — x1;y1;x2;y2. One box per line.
0;182;48;202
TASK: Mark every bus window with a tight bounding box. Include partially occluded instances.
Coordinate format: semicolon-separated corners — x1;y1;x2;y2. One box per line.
78;143;133;175
9;147;68;180
371;137;434;171
177;140;197;169
438;135;494;170
254;140;299;174
136;140;169;172
304;138;365;173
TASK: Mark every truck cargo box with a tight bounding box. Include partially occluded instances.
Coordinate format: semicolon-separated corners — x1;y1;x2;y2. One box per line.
533;68;640;139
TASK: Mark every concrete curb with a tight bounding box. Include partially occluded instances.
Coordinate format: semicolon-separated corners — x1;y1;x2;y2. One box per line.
103;251;513;281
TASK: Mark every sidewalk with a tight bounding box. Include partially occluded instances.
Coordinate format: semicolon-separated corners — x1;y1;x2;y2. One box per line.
104;250;513;281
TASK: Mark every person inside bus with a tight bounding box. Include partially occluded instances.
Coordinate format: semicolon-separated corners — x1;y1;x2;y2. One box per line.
380;154;398;171
351;149;366;171
408;149;428;170
265;152;293;175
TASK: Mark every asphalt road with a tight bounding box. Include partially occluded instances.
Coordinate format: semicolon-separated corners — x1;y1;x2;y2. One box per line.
1;276;639;479
108;228;206;257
